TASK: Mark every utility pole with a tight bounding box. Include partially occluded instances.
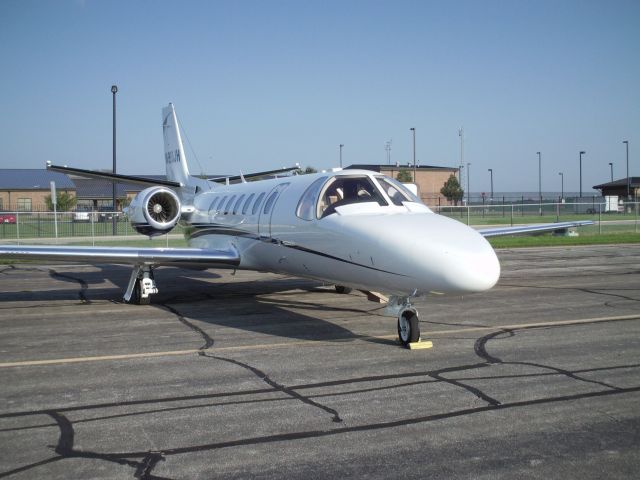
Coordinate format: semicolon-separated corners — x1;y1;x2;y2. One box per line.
623;140;629;198
410;128;416;182
559;172;564;201
111;85;118;235
488;168;493;200
466;162;471;205
458;127;464;185
537;151;542;215
579;151;586;198
339;144;344;168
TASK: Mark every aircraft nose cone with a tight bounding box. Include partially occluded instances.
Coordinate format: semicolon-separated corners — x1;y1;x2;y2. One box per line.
422;214;500;293
367;213;500;294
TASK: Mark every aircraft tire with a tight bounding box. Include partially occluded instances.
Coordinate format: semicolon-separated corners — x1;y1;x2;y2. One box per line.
397;309;420;347
335;285;353;294
134;279;151;305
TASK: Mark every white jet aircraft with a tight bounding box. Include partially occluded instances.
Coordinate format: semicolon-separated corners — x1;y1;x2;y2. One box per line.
0;104;592;346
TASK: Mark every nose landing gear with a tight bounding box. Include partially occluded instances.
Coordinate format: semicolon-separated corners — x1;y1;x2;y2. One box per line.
385;295;421;347
397;308;420;346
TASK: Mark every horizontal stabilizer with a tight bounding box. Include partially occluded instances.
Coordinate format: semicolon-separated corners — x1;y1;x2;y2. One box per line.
209;165;300;184
47;164;181;188
0;245;240;268
478;220;594;237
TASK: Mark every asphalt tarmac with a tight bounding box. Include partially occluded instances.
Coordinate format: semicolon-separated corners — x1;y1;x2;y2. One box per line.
0;244;639;479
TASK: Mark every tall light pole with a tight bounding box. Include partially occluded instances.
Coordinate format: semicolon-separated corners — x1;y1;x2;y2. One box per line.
458;127;464;184
608;162;613;182
488;168;493;200
537;151;542;214
579;150;586;198
559;172;564;200
410;127;416;182
623;140;629;198
466;162;471;204
339;144;344;168
111;85;118;235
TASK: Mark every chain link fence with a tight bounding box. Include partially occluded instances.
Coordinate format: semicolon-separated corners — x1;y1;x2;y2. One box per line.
0;202;638;244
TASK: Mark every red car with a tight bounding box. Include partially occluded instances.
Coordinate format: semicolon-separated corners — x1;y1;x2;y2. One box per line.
0;213;16;224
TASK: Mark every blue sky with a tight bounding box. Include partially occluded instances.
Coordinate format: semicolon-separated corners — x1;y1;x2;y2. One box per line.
1;0;638;193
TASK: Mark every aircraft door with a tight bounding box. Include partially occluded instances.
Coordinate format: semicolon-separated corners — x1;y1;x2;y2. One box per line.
258;183;290;239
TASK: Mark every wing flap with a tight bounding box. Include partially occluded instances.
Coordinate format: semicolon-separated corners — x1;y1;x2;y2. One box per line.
478;220;594;238
0;245;240;268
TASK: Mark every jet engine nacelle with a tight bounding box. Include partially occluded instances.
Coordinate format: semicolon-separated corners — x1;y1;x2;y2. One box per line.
128;187;181;237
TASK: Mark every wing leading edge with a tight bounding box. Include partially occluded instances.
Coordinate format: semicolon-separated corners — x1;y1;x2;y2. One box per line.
477;220;594;238
0;245;240;268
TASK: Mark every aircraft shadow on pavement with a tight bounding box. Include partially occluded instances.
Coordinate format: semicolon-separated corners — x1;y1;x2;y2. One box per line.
0;264;361;342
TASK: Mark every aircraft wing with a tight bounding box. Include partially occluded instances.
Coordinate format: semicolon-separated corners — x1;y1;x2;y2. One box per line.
477;220;594;238
0;245;240;268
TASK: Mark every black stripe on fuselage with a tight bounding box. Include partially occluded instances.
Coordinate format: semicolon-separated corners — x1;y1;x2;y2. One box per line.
188;225;408;277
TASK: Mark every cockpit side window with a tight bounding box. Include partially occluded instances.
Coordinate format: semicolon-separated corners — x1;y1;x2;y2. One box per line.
296;176;327;221
376;176;422;206
318;175;388;218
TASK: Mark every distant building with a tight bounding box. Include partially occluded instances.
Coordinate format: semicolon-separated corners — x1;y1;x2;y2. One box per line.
344;164;458;207
592;177;640;199
0;169;76;211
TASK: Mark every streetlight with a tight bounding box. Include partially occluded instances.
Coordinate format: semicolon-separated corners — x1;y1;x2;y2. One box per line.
537;151;542;215
608;162;613;182
466;162;471;205
559;172;564;201
579;151;586;198
458;127;464;183
489;169;494;200
339;144;344;168
623;140;629;198
111;85;118;235
410;127;416;182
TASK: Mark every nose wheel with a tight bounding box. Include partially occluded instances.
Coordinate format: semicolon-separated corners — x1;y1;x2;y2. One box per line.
397;308;420;347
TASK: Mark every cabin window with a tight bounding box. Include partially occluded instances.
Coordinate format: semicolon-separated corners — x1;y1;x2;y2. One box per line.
296;176;328;220
224;195;236;214
317;176;387;218
242;193;255;214
233;194;245;215
208;197;221;213
376;176;421;205
252;193;266;215
218;196;228;213
263;191;278;215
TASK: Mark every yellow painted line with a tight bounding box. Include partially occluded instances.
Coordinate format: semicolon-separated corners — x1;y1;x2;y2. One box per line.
0;313;638;368
0;349;201;368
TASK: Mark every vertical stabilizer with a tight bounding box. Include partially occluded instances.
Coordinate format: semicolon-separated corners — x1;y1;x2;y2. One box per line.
162;103;191;186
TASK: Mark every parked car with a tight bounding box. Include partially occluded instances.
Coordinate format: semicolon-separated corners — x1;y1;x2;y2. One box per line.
73;208;98;223
0;213;17;224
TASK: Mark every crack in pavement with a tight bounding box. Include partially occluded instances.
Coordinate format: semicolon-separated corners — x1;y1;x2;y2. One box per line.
48;269;91;304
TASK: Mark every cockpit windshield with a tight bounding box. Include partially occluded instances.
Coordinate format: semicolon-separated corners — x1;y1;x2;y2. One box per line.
375;175;422;205
296;173;425;221
317;176;387;218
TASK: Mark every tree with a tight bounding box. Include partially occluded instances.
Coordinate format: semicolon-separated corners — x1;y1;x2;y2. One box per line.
440;175;464;205
396;170;413;182
45;192;77;212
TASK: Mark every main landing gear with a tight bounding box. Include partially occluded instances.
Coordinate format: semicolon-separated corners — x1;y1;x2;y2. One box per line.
124;265;158;305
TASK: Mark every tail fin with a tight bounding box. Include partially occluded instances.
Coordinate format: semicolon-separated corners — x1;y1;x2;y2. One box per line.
162;103;191;186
